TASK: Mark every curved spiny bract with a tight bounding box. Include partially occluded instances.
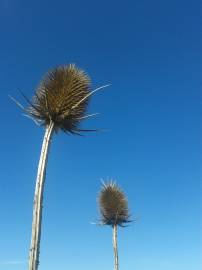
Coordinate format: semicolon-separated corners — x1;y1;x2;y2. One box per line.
27;64;91;133
98;181;130;227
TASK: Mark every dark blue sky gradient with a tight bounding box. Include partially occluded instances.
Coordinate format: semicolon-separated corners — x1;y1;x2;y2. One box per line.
0;0;201;269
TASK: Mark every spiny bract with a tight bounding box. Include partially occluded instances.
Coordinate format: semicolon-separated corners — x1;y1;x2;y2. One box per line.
98;181;130;227
27;64;91;134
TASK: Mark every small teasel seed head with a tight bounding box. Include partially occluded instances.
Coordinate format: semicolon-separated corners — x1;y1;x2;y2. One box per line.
98;181;131;227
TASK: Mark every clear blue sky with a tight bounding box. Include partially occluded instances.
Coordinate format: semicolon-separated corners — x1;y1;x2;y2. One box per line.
0;0;201;269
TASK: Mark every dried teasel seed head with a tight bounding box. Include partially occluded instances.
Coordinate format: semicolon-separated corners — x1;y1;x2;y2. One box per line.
26;64;92;134
98;181;131;227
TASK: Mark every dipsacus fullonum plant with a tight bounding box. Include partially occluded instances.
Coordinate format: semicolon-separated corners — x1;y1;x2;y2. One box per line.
14;64;108;270
98;181;131;270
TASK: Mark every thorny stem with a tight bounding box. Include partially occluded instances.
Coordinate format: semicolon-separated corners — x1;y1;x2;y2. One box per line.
28;121;54;270
113;224;119;270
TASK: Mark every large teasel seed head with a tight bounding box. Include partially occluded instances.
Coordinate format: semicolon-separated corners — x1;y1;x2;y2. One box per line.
98;181;131;227
26;64;93;134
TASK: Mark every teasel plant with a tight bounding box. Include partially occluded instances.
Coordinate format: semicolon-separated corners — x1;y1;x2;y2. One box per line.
11;64;109;270
98;181;131;270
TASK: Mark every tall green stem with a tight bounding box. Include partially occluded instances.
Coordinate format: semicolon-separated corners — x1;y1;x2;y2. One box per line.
113;224;119;270
29;121;54;270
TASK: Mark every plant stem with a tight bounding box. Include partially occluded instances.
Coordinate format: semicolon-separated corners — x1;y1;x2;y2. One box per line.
28;121;54;270
113;224;119;270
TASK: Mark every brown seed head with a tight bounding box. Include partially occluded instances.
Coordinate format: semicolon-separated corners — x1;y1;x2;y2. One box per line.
98;181;130;227
27;64;91;133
